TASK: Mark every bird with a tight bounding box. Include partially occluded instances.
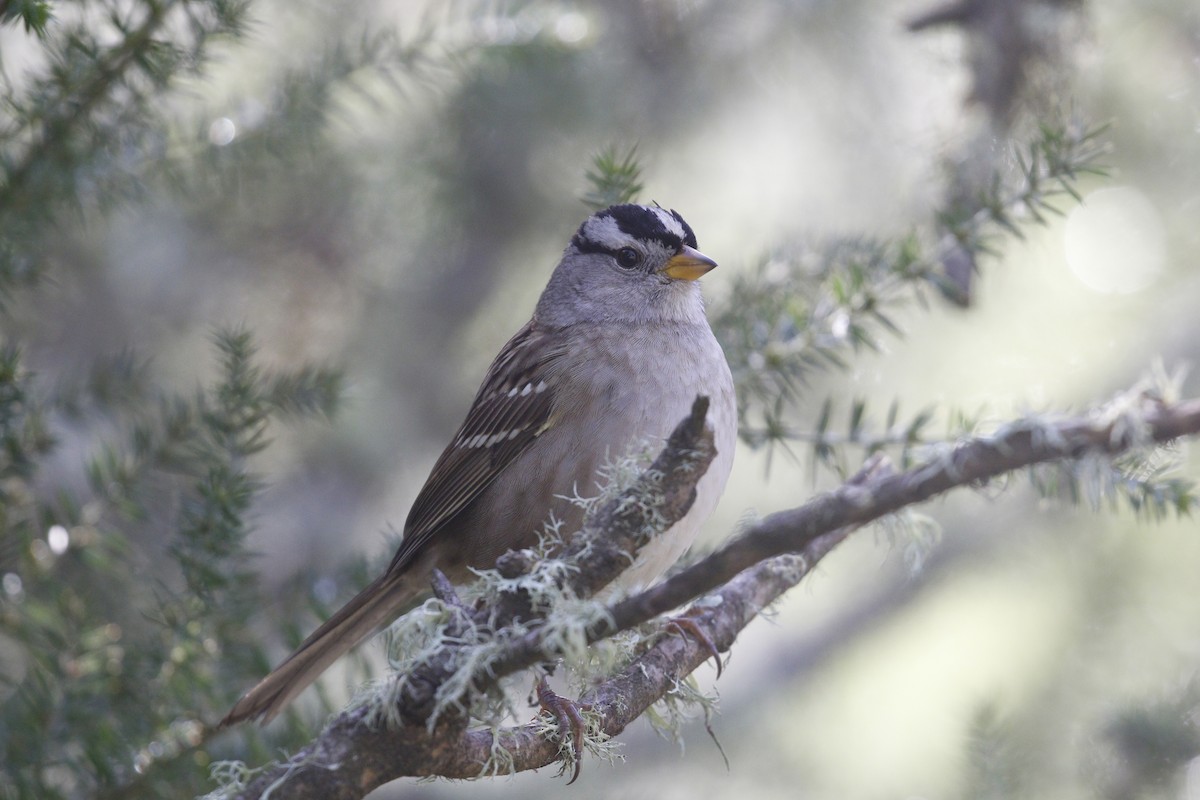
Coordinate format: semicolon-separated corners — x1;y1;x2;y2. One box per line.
222;203;736;725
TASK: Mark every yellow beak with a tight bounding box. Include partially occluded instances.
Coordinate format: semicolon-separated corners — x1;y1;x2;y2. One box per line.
660;245;718;281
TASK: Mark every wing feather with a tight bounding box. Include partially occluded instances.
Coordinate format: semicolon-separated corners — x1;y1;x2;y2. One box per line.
386;320;565;574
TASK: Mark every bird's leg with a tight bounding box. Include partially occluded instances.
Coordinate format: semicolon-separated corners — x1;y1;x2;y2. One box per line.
664;607;723;678
535;675;588;785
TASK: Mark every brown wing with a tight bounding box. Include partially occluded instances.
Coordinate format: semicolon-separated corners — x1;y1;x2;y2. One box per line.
386;320;565;574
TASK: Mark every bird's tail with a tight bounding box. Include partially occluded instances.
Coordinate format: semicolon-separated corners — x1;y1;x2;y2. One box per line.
221;572;421;726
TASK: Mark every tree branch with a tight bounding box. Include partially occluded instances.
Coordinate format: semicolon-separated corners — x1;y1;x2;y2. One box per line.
226;394;1200;799
603;395;1200;634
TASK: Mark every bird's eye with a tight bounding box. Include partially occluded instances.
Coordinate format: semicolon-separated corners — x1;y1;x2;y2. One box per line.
615;247;641;269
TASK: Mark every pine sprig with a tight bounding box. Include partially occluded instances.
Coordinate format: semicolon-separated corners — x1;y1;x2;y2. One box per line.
0;0;53;36
1029;449;1197;521
0;0;251;295
803;397;940;478
0;329;344;798
264;365;344;419
714;235;933;453
581;145;645;210
940;120;1111;258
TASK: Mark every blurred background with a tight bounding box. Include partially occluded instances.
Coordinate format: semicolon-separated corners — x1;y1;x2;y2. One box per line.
3;0;1200;798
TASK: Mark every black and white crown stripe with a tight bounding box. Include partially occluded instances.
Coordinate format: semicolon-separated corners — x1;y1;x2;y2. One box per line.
571;204;699;257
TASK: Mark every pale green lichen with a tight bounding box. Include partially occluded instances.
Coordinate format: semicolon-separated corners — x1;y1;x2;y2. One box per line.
583;442;674;550
643;672;722;754
873;508;943;574
760;552;811;588
360;596;531;731
347;439;700;779
477;723;518;778
198;760;255;800
200;750;340;800
529;701;624;778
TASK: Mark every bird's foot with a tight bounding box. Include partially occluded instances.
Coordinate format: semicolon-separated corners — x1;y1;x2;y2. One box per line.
664;608;723;679
536;676;589;785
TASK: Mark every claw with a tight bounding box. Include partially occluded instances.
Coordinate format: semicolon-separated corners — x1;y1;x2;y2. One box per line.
536;676;587;784
666;611;723;679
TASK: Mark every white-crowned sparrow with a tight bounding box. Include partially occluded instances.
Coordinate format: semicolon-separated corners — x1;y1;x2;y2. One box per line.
223;203;736;725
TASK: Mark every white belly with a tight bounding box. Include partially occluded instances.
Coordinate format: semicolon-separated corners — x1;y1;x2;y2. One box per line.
579;322;737;595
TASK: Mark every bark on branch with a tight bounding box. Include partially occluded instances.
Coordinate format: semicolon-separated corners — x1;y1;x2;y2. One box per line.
226;395;1200;799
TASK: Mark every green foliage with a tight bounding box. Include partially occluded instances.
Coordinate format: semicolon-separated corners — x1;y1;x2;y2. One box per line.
939;120;1111;258
0;1;251;286
0;2;499;795
713;120;1111;472
1025;365;1198;520
581;145;645;211
1030;448;1197;521
0;3;466;795
0;329;341;799
178;24;453;209
962;705;1026;800
0;345;54;484
804;396;938;478
0;0;53;37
